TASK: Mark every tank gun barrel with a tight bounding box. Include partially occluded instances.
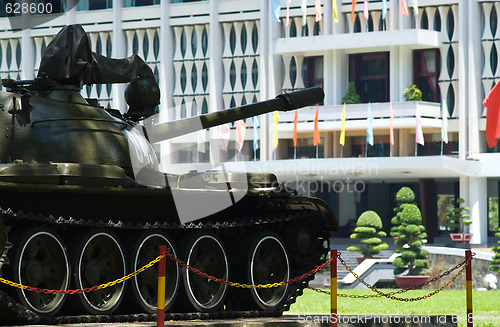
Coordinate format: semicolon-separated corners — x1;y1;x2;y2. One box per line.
148;87;324;143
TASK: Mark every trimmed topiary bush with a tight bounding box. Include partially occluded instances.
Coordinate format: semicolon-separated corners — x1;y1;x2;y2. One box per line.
347;210;389;258
390;187;415;238
392;203;429;276
445;197;472;233
342;82;361;104
491;228;500;273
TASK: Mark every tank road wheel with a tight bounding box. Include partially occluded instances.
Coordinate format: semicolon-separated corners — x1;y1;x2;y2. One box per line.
235;232;290;311
130;232;179;313
73;231;126;314
13;227;70;315
179;233;228;313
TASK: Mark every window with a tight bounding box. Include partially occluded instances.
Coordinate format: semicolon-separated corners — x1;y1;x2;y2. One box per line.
413;49;440;102
349;52;389;103
303;56;323;88
77;0;112;11
124;0;160;7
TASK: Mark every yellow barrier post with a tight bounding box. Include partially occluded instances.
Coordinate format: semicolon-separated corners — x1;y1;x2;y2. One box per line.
465;250;473;327
331;249;337;327
157;245;166;327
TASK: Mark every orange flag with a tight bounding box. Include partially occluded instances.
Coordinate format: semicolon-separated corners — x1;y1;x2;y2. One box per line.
483;81;500;148
351;0;357;21
313;104;320;146
400;0;409;16
293;109;298;147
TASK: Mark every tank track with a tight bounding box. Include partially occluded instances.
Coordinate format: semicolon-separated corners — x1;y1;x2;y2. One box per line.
0;206;330;325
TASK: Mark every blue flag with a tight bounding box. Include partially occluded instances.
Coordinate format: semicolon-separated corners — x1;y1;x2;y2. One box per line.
253;116;259;151
272;0;281;22
382;0;387;20
366;102;374;146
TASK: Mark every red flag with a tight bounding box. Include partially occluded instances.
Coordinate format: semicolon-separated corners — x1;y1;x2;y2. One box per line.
389;102;394;146
293;109;298;147
400;0;408;16
313;104;320;146
483;81;500;148
351;0;357;22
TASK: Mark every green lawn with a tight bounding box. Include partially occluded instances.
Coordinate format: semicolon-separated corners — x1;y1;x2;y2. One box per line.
287;289;500;327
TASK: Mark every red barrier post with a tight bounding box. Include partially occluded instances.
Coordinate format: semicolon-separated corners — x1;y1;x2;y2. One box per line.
465;250;473;327
331;249;337;327
157;245;166;327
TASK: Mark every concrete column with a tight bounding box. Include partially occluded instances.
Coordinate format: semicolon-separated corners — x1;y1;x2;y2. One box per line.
21;28;34;80
269;1;282;161
389;46;399;102
112;0;126;112
259;0;270;161
209;0;223;115
324;0;332;35
159;0;173;168
467;0;483;156
324;51;334;105
389;0;398;31
398;129;413;156
458;0;468;160
333;50;347;105
66;0;76;25
469;177;488;245
398;46;412;102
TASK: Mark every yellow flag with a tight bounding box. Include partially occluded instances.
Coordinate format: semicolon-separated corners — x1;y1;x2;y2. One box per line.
340;103;346;146
273;111;280;149
332;0;338;23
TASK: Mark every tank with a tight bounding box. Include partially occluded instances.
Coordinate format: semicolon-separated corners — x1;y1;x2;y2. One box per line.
0;25;337;325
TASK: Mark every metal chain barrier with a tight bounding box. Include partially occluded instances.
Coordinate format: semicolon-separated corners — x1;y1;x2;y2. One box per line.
0;252;166;294
162;247;333;289
308;251;475;302
0;248;475;298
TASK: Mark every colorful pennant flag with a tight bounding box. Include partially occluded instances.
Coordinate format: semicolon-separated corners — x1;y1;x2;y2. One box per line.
415;103;424;145
483;81;500;148
340;103;346;146
363;0;369;20
218;123;230;151
315;0;322;22
273;111;280;149
400;0;409;16
382;0;387;20
301;0;307;26
441;101;448;144
351;0;357;22
412;0;419;16
253;116;259;151
366;102;374;146
235;119;246;152
286;0;291;27
197;129;208;153
389;102;394;146
313;104;320;146
332;0;338;23
293;109;298;147
272;0;281;22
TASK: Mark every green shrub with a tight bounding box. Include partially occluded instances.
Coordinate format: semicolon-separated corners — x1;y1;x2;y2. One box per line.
347;211;389;257
403;85;423;101
342;82;361;104
392;204;429;276
490;228;500;273
390;187;416;237
445;197;471;233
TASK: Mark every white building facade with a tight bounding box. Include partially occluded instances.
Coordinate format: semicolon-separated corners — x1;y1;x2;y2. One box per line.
0;0;498;245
